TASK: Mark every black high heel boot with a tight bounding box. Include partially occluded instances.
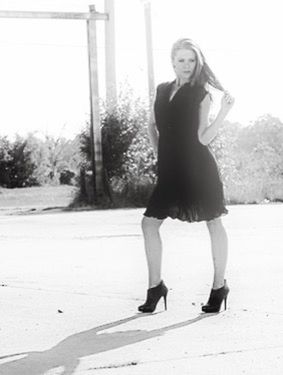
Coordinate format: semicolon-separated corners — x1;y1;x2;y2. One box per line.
202;280;229;313
138;280;168;313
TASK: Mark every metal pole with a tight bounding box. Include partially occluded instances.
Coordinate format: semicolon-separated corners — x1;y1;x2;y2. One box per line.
87;5;104;200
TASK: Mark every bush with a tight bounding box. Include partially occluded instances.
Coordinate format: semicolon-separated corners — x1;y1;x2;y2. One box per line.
79;91;156;206
0;136;38;188
26;134;82;185
210;114;283;203
59;169;76;185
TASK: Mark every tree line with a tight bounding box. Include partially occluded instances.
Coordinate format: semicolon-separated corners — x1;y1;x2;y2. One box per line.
1;93;283;206
0;133;82;188
80;94;283;206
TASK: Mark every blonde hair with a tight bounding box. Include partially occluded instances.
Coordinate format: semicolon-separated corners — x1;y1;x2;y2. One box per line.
171;38;224;91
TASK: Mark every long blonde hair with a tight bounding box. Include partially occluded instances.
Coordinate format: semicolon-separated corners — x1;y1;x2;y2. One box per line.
171;38;225;91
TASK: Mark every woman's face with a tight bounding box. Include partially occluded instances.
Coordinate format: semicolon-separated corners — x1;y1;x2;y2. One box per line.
172;48;197;83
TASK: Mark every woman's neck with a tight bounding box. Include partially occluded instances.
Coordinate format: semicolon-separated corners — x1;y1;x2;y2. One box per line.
176;77;190;87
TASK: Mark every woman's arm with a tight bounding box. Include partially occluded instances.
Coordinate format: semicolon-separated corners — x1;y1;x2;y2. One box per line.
198;91;235;146
148;110;159;155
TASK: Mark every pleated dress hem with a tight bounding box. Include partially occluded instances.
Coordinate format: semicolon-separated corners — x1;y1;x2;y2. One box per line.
143;206;228;223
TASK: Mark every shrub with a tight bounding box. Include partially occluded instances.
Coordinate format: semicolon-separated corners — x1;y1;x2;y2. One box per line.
79;92;156;206
0;136;38;188
25;133;82;186
210;115;283;203
59;169;76;185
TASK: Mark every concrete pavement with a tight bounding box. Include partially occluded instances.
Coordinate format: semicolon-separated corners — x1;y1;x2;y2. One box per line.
1;204;283;374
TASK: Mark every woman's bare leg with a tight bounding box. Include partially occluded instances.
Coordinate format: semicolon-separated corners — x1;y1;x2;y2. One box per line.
206;217;228;289
141;216;164;288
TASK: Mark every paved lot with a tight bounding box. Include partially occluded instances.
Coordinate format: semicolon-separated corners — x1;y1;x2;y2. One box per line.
0;204;283;374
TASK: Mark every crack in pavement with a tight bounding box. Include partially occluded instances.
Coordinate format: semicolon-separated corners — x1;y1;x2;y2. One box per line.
88;361;139;371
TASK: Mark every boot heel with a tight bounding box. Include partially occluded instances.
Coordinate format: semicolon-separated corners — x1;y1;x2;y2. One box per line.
164;294;168;311
224;296;228;311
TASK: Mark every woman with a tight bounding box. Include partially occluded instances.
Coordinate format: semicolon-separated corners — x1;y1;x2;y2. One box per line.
138;38;234;314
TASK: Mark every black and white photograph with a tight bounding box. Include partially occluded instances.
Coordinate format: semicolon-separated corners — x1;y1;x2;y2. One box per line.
0;0;282;374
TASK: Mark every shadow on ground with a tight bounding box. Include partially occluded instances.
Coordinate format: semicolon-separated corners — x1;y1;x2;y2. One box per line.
0;313;214;375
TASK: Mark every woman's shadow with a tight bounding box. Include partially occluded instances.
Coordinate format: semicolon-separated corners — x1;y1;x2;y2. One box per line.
0;312;214;375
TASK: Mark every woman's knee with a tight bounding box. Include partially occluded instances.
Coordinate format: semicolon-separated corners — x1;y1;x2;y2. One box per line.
206;217;223;231
141;216;163;234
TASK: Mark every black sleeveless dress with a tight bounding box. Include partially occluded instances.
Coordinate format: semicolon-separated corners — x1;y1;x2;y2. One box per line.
144;81;228;222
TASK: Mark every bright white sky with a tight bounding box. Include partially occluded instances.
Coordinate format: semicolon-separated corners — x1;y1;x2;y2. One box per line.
0;0;282;139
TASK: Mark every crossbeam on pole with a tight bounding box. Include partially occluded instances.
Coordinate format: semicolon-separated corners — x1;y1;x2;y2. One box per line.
0;10;108;21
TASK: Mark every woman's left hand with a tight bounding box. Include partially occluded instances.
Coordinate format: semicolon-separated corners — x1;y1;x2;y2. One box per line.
221;91;235;113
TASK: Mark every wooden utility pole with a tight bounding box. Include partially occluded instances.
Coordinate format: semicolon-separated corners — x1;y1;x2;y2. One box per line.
0;6;109;202
104;0;117;109
142;1;155;106
87;5;104;199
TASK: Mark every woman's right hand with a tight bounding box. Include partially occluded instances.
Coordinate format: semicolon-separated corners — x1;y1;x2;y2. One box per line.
220;91;235;114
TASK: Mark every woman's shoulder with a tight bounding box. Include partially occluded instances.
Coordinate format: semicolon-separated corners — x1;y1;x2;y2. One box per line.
156;81;173;92
194;84;212;102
